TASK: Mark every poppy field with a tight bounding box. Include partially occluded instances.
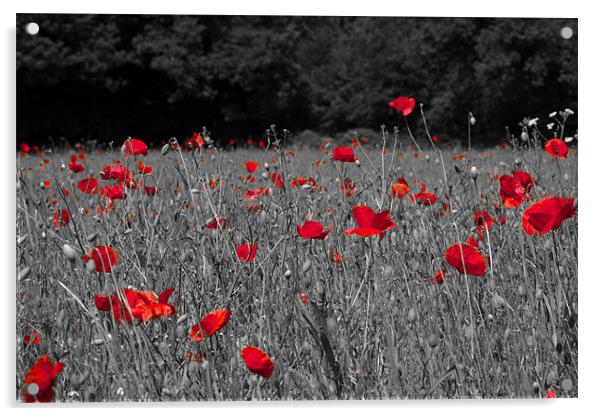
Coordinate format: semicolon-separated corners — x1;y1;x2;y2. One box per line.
15;103;578;402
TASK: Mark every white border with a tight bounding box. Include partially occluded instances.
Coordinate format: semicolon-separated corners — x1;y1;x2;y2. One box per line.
2;1;600;415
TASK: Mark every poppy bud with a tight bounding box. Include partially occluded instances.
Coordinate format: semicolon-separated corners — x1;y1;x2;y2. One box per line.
407;308;417;323
87;232;98;242
428;333;438;348
326;317;337;334
91;338;104;345
503;327;511;341
514;159;522;167
470;166;478;180
302;259;312;273
62;244;77;262
284;269;292;278
425;154;430;162
487;313;494;321
492;294;505;309
176;325;186;338
17;234;28;245
535;288;544;300
41;231;46;239
261;172;268;180
355;159;361;166
470;115;476;125
520;131;528;141
264;162;270;170
18;266;31;281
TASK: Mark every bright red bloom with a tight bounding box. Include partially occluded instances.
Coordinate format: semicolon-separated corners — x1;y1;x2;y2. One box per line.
522;197;576;236
328;250;345;263
22;355;64;403
474;210;493;231
82;246;119;273
144;186;157;196
466;234;481;248
52;209;70;228
137;160;153;174
189;309;231;341
68;155;85;173
412;192;437;205
431;268;446;285
297;220;330;240
95;287;175;324
271;173;284;189
388;96;416;117
77;177;99;194
390;177;410;199
184;132;204;150
546;389;556;398
544;138;568;159
344;205;396;238
243;187;268;200
207;216;227;229
499;171;536;208
24;331;41;346
340;177;356;198
332;146;356;163
241;346;274;378
121;138;148;157
100;165;129;182
20;143;31;154
445;243;487;276
236;243;258;263
245;161;260;173
100;184;126;200
298;292;309;304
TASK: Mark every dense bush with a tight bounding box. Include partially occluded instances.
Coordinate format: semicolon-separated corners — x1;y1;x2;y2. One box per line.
17;15;577;146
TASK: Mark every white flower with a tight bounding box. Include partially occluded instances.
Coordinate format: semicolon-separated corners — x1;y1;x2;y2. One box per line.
564;136;574;143
564;108;574;115
547;123;554;130
528;117;539;127
549;111;557;118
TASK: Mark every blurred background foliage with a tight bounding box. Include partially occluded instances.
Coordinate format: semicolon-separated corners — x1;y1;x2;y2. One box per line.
17;14;577;147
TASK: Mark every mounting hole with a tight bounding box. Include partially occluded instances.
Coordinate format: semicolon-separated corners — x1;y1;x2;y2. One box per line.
560;26;573;40
25;22;39;36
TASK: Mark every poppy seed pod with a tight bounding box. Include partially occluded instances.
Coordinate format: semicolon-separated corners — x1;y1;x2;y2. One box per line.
470;166;478;180
62;244;77;262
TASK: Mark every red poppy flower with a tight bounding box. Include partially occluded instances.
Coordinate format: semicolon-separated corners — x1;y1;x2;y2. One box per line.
499;171;536;208
100;185;126;200
241;346;274;378
412;192;437;205
522;197;576;236
95;287;175;324
52;209;70;228
328;250;345;263
546;389;556;398
22;355;64;403
82;246;119;273
340;177;356;198
77;177;99;194
189;309;231;341
452;154;466;161
245;161;260;173
466;234;481;248
20;143;31;154
24;331;41;346
544;138;568;159
445;243;487;276
332;146;356;163
236;243;257;263
121;138;148;157
298;292;309;304
474;210;493;231
271;172;284;189
137;160;153;174
144;186;157;196
207;216;227;229
68;155;85;173
99;165;128;182
391;177;410;199
388;96;416;117
297;220;330;240
243;188;266;200
184;132;204;150
344;205;397;238
431;268;446;285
